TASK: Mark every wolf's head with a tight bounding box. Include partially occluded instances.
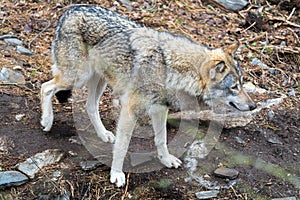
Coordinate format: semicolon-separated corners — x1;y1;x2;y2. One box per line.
201;42;256;111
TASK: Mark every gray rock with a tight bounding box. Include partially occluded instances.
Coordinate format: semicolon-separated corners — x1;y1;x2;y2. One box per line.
16;149;64;179
251;58;268;69
267;110;275;121
272;197;296;200
4;38;23;45
235;136;245;144
212;0;248;11
79;160;102;171
288;89;296;97
195;190;219;199
214;167;239;179
16;45;33;55
0;67;26;84
0;35;18;40
0;171;28;188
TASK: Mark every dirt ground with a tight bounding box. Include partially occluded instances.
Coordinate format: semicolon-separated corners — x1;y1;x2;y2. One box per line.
0;0;299;199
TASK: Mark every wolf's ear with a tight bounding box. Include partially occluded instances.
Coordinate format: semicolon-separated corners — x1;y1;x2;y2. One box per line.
210;62;226;80
224;41;239;55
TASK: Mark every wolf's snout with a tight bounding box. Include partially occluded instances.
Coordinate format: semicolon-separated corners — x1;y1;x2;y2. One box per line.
249;102;257;111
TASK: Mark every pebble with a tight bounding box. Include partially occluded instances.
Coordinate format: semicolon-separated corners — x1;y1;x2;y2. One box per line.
0;67;26;84
79;160;102;171
251;58;268;69
0;171;28;188
16;45;33;55
288;89;296;97
195;190;219;199
214;167;239;179
15;114;25;121
4;38;23;45
235;136;246;144
267;110;275;121
16;149;64;179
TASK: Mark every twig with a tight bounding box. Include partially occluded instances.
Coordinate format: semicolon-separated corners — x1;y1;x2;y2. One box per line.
241;22;256;33
28;22;52;48
121;172;130;200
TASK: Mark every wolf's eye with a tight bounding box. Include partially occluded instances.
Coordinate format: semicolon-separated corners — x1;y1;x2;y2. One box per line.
231;84;238;90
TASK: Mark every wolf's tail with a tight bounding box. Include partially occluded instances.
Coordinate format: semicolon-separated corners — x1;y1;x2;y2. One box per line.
55;90;72;104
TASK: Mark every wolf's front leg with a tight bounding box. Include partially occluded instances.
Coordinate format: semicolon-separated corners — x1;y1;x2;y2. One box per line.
150;105;182;168
110;103;137;187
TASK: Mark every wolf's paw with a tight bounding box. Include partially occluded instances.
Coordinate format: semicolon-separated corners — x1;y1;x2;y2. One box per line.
98;130;115;143
110;169;125;187
159;154;182;168
41;117;53;132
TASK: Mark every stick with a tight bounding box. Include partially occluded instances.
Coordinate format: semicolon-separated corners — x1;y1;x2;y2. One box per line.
28;22;52;48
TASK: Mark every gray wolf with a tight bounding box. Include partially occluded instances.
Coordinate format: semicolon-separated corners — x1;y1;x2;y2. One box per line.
40;5;256;187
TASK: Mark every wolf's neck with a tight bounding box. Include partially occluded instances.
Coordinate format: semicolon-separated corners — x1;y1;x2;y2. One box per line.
166;69;202;96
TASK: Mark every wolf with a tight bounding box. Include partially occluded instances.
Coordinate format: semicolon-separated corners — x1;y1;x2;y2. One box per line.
40;5;256;187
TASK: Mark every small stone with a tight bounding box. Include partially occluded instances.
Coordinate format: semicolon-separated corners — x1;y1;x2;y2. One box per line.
79;160;102;171
267;137;283;145
0;67;26;84
4;38;23;45
288;90;296;97
267;110;275;121
0;35;18;40
16;149;64;179
214;167;239;179
13;66;23;70
195;190;219;199
235;136;245;144
15;114;25;121
16;46;33;55
68;150;77;156
251;58;268;69
0;171;28;188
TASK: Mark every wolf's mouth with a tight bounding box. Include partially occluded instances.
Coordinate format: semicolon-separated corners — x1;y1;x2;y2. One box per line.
229;102;239;110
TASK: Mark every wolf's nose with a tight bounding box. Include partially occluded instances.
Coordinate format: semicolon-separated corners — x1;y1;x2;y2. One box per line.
249;103;257;111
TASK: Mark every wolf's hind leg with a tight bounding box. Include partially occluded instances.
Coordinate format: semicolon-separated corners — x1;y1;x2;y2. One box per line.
86;74;115;143
150;105;182;168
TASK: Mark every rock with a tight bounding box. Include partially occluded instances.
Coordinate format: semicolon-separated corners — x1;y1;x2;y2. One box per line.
0;171;28;188
212;0;248;11
288;89;296;97
251;58;268;69
4;38;23;45
13;66;23;70
271;197;296;200
15;114;25;121
0;67;26;84
267;110;275;121
195;190;220;199
79;160;102;171
214;167;239;179
0;35;18;40
243;82;267;94
16;45;33;55
16;149;64;179
235;136;245;144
